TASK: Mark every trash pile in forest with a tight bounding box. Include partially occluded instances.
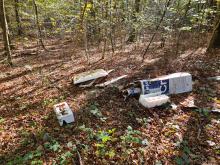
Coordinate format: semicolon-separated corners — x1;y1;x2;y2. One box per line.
55;70;195;126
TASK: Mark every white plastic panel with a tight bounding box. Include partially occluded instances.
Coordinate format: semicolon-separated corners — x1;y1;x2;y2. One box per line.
74;69;109;84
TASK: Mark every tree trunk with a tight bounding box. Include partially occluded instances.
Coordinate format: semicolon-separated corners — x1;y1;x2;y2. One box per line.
127;0;140;43
32;0;47;51
81;0;90;64
207;18;220;50
0;0;12;65
207;1;220;51
14;0;22;35
109;0;115;54
175;0;191;55
142;0;172;62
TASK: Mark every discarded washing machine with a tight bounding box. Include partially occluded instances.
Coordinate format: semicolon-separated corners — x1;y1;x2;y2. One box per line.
54;102;75;126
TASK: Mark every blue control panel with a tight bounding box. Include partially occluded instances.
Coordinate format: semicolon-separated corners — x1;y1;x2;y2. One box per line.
141;79;169;95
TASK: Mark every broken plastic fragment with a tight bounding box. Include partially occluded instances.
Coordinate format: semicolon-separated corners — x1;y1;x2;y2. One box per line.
207;76;220;81
74;69;109;84
54;102;75;126
211;109;220;114
122;87;142;100
95;75;127;87
142;139;150;146
207;140;216;146
171;103;178;110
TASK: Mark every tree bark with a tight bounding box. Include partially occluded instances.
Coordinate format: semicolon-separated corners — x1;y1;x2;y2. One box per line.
207;18;220;50
175;0;191;55
207;1;220;51
14;0;22;35
127;0;140;43
32;0;47;51
0;0;12;65
81;0;90;64
142;0;172;62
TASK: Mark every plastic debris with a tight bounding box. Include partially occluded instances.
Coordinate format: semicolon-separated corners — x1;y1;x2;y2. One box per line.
142;139;150;146
207;76;220;81
96;75;127;87
180;96;197;108
140;72;192;95
123;72;192;99
211;109;220;114
122;87;141;100
171;103;178;110
74;69;109;84
79;79;97;88
54;102;75;126
122;72;192;108
139;94;170;108
207;140;216;147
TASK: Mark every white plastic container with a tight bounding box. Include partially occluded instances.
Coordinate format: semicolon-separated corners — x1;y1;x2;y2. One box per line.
54;102;75;126
139;94;170;108
140;72;192;95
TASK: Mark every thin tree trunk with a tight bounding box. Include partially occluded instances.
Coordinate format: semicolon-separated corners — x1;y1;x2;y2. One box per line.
142;0;171;62
32;0;48;51
127;0;140;43
0;0;12;65
207;2;220;51
175;0;191;55
207;18;220;51
83;21;90;64
81;0;90;64
14;0;22;35
109;0;115;54
101;2;106;60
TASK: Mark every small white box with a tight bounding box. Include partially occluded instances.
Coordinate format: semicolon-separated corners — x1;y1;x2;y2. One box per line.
54;102;75;126
139;94;170;108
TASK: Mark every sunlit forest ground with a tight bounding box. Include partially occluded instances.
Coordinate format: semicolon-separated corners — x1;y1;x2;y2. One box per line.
0;34;219;164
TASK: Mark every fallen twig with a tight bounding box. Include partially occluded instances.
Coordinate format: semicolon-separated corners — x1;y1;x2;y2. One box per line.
77;150;83;165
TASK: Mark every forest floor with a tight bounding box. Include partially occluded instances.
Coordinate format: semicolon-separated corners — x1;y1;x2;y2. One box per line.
0;37;219;165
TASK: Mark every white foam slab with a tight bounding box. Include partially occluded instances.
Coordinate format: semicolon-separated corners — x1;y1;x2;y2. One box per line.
139;94;170;108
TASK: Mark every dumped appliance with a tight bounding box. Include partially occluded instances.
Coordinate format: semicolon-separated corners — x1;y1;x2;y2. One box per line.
54;102;75;126
123;72;193;108
140;72;192;95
